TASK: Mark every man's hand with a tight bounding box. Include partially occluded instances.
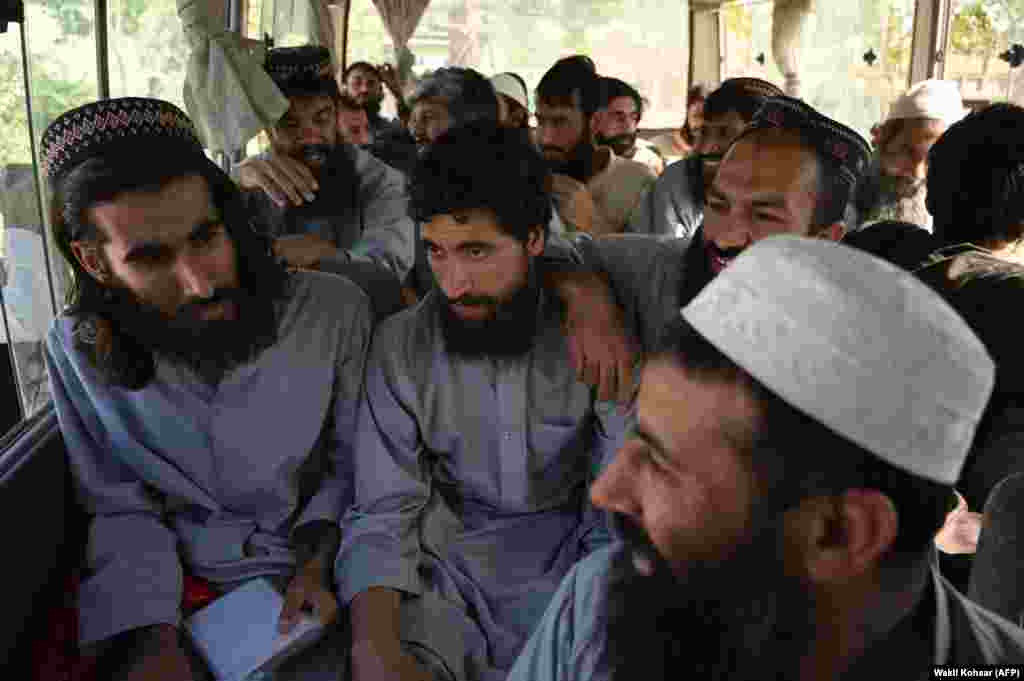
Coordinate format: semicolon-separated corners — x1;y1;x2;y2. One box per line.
378;64;404;99
237;153;319;208
278;554;340;634
552;271;638;404
273;234;338;269
351;638;435;681
122;625;195;681
935;491;984;555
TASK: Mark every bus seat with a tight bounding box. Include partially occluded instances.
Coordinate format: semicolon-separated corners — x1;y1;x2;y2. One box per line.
0;405;88;672
968;473;1024;626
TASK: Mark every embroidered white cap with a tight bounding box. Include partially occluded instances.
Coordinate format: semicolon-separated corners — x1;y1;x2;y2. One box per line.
887;79;969;124
681;236;995;485
490;73;529;112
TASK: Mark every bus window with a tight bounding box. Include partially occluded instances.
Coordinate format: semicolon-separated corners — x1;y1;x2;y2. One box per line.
106;0;189;111
719;0;915;139
944;0;1024;107
344;0;690;130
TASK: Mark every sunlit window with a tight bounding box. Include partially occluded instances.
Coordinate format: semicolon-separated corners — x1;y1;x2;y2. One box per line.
719;0;916;138
944;0;1024;106
345;0;689;129
106;0;189;110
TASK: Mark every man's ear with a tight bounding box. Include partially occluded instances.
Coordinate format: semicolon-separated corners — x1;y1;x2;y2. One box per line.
526;225;546;257
69;241;110;284
792;489;898;586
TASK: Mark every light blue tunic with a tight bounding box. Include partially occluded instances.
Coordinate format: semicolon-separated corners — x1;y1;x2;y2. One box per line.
45;271;372;649
336;289;630;681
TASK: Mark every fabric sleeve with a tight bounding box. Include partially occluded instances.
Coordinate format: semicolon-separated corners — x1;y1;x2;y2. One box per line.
626;160;701;240
335;322;429;603
44;329;183;647
349;150;416;282
505;563;579;681
293;290;374;532
581;394;637;555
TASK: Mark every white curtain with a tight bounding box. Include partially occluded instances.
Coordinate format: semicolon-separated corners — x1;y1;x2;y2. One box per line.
177;0;290;153
773;0;815;97
372;0;431;75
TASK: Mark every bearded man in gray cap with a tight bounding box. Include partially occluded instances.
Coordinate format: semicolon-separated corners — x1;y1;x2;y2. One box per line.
237;45;415;291
509;235;1024;681
41;97;368;680
575;95;869;357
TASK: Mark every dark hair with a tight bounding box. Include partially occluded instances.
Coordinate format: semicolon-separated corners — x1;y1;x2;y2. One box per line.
408;122;552;243
704;78;783;123
926;103;1024;248
536;55;602;119
657;316;955;567
337;92;364;112
408;67;499;128
688;84;708;106
50;150;288;389
342;61;379;82
599;77;645;118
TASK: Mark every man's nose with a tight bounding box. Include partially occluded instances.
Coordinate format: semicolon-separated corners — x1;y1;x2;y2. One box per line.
176;254;215;301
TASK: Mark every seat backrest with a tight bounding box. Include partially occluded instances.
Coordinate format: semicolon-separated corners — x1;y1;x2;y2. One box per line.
968;472;1024;625
0;406;85;668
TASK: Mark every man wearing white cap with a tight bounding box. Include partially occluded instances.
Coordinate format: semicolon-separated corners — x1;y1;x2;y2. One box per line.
509;236;1024;681
491;72;531;130
855;79;968;232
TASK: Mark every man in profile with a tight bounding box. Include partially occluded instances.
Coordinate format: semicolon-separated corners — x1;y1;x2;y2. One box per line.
511;236;1024;680
41;97;371;680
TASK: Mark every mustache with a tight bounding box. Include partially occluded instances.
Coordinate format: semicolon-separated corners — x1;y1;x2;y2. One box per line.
541;145;568;156
445;294;499;308
174;288;245;323
299;144;332;164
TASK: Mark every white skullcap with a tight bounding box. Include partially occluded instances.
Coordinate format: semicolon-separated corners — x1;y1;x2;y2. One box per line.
490;73;529;111
681;236;995;485
887;79;969;124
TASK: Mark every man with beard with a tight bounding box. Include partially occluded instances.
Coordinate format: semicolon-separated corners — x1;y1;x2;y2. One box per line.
338;123;630;681
628;77;783;238
337;92;372;147
855;79;967;232
342;60;409;141
40;98;372;680
237;46;415;289
593;78;664;175
576;95;867;356
510;235;1024;681
535;58;657;235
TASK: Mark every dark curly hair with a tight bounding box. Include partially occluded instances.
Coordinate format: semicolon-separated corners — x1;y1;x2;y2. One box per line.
926;103;1024;248
408;122;552;243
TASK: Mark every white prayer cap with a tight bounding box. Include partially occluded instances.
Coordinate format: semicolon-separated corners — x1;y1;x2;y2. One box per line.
681;236;995;485
887;79;969;124
490;73;529;111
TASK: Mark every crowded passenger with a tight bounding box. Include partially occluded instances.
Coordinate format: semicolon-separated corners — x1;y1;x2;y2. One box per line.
339;122;630;681
40;97;370;680
236;46;415;296
856;79;968;232
650;83;707;163
407;66;499;152
593;77;664;175
535;57;657;235
510;235;1024;681
339;60;418;173
491;71;531;130
628;77;783;239
337;92;372;146
915;103;1024;516
583;95;867;355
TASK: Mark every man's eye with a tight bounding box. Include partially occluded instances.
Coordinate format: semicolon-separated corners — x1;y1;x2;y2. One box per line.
468;247;488;259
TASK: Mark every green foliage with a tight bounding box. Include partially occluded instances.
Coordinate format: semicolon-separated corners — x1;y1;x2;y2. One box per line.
950;2;999;56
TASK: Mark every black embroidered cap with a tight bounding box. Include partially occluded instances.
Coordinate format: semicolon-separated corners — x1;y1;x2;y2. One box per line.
716;77;785;101
264;45;338;97
745;95;871;196
40;97;204;182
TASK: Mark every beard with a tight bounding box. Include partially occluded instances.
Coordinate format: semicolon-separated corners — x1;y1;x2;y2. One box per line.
595;132;638;158
605;511;818;681
857;161;933;232
436;264;540;359
284;144;359;231
104;281;279;385
543;139;597;183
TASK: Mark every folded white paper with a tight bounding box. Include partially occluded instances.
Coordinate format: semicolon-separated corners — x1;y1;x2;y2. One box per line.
185;578;326;681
